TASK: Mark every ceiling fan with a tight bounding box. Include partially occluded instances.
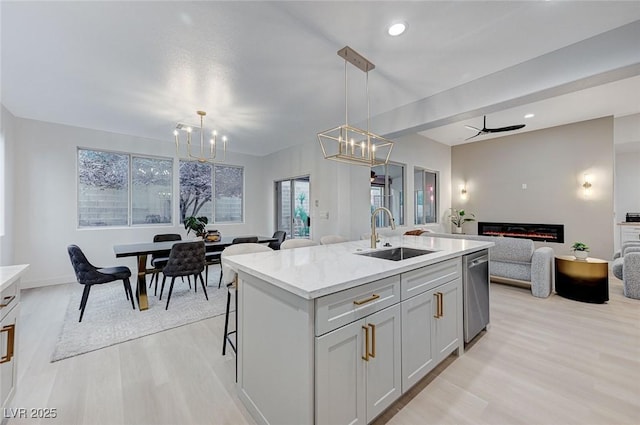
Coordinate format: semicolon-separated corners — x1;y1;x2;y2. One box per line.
464;115;525;140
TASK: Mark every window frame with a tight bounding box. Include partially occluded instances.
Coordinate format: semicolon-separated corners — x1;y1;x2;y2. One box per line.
371;161;405;227
178;159;245;224
413;166;439;225
77;147;174;229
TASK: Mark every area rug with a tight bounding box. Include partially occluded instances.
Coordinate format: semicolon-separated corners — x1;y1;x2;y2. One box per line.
52;274;229;362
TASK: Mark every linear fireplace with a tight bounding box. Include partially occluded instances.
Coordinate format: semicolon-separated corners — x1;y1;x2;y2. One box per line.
478;222;564;243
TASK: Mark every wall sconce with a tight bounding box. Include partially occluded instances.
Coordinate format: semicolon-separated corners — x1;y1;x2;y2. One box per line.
460;184;468;200
582;174;592;196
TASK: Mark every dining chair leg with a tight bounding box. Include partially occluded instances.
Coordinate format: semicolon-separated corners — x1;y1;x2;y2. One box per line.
165;277;176;310
123;280;130;301
159;275;167;300
124;278;136;310
79;285;92;322
222;288;231;355
198;273;209;300
218;271;223;289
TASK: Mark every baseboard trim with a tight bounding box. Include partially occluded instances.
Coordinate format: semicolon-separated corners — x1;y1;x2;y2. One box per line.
22;275;75;289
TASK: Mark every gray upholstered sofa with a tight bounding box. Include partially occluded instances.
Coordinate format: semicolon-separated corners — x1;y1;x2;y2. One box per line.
423;232;554;298
612;242;640;299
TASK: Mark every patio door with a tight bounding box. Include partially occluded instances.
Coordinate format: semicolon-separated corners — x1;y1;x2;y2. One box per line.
275;176;310;239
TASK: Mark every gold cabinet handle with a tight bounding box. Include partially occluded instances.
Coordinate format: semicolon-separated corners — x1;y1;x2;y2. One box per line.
0;324;15;364
0;295;15;308
353;294;380;306
433;292;443;318
362;325;370;361
368;323;376;358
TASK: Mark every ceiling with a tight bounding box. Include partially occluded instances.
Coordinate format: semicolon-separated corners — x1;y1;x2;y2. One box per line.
2;2;640;156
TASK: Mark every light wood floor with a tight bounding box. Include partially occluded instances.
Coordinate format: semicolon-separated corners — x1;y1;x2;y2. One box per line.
7;276;640;425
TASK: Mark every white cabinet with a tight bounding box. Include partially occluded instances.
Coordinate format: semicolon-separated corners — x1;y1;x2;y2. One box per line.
401;287;435;390
316;304;401;425
401;261;462;393
1;303;18;410
620;225;640;243
0;266;26;415
236;255;468;425
433;279;461;361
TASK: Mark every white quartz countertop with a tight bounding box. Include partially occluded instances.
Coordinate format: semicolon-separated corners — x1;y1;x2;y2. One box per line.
224;236;493;300
0;264;30;292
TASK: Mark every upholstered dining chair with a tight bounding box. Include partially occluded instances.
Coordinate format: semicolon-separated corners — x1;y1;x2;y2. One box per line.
320;235;348;245
159;241;208;310
149;233;182;295
280;238;319;250
268;231;287;250
67;244;136;322
220;243;273;380
217;236;259;288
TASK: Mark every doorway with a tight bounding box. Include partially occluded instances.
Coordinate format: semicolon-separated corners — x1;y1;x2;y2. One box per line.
275;176;311;239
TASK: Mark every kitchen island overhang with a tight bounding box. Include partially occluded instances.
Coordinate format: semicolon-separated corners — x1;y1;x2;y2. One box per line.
225;235;494;425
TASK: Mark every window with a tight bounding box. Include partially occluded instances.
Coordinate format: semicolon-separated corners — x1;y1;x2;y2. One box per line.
78;149;129;227
77;148;172;227
179;161;244;223
371;162;404;227
414;167;438;224
215;165;244;223
275;177;310;238
132;157;173;224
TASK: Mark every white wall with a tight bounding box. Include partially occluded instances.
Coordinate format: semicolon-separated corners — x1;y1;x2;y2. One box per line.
0;106;16;265
7;115;454;286
259;133;452;242
614;151;640;248
259;141;371;242
13;118;268;287
390;133;452;229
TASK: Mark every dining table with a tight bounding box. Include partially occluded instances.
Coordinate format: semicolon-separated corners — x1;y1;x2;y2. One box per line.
113;235;277;311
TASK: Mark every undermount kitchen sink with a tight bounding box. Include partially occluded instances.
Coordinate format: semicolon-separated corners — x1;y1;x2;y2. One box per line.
356;247;438;261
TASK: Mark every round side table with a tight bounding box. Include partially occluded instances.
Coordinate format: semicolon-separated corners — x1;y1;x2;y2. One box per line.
554;255;609;303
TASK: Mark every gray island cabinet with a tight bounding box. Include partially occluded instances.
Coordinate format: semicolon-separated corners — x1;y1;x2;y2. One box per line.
225;236;492;425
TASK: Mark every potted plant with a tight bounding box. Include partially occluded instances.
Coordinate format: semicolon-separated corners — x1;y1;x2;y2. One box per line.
448;208;475;233
571;241;589;260
183;216;208;238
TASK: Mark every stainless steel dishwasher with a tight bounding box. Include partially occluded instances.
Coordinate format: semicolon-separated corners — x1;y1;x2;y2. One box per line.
463;249;490;343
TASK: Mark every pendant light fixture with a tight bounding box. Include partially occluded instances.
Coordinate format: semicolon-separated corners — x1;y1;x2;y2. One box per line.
317;46;393;167
174;110;227;163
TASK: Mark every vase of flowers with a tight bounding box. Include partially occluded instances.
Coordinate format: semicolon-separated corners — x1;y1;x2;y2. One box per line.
448;208;475;234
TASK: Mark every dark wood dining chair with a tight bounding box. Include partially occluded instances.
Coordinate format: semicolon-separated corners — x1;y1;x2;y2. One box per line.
159;241;208;310
217;236;259;288
67;244;135;322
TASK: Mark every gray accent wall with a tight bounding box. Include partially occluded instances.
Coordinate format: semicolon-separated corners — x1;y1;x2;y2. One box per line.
451;117;614;261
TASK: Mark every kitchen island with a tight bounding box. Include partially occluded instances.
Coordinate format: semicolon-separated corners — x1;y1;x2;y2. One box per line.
225;235;493;425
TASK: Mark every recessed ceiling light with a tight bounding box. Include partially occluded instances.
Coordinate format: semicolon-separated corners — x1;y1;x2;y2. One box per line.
388;22;407;36
524;113;535;119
